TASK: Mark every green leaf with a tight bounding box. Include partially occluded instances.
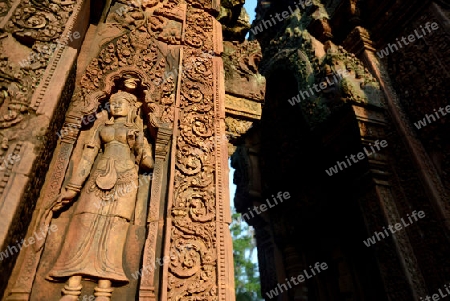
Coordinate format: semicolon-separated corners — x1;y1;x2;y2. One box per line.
231;209;263;300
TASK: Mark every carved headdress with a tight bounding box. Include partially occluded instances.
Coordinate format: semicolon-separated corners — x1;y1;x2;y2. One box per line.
110;90;137;104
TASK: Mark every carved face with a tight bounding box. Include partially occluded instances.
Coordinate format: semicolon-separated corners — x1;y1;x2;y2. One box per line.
110;96;131;117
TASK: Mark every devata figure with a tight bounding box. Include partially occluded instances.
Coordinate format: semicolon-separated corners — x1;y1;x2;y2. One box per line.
47;76;154;301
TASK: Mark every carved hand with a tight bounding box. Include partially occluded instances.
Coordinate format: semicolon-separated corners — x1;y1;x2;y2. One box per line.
127;130;137;149
135;130;144;148
52;188;78;212
127;129;144;150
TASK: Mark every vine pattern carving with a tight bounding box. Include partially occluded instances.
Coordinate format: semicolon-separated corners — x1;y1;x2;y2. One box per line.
166;6;225;300
0;0;76;127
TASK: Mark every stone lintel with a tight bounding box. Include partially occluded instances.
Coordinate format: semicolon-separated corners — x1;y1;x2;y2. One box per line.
225;93;262;120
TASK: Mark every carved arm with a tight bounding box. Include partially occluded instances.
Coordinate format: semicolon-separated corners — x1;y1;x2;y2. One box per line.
66;125;102;192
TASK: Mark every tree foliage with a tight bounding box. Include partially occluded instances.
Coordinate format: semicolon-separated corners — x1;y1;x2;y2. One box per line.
231;211;263;301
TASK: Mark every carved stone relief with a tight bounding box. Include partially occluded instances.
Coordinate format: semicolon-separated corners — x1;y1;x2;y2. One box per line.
3;0;234;300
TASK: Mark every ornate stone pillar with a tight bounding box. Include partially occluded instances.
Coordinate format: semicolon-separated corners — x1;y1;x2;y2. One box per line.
153;1;236;300
344;26;450;233
351;104;428;300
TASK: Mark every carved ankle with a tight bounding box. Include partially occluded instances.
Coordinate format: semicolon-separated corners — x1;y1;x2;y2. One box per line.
61;282;82;298
94;285;113;301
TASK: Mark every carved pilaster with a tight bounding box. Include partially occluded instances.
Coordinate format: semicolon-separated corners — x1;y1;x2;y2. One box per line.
353;104;428;300
348;24;450;234
158;2;235;298
3;140;75;301
139;126;172;301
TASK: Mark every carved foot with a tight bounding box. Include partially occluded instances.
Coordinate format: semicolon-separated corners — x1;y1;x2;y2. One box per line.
94;279;113;301
60;275;82;301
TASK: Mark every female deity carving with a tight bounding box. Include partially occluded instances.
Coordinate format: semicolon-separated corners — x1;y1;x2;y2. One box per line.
47;76;154;301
